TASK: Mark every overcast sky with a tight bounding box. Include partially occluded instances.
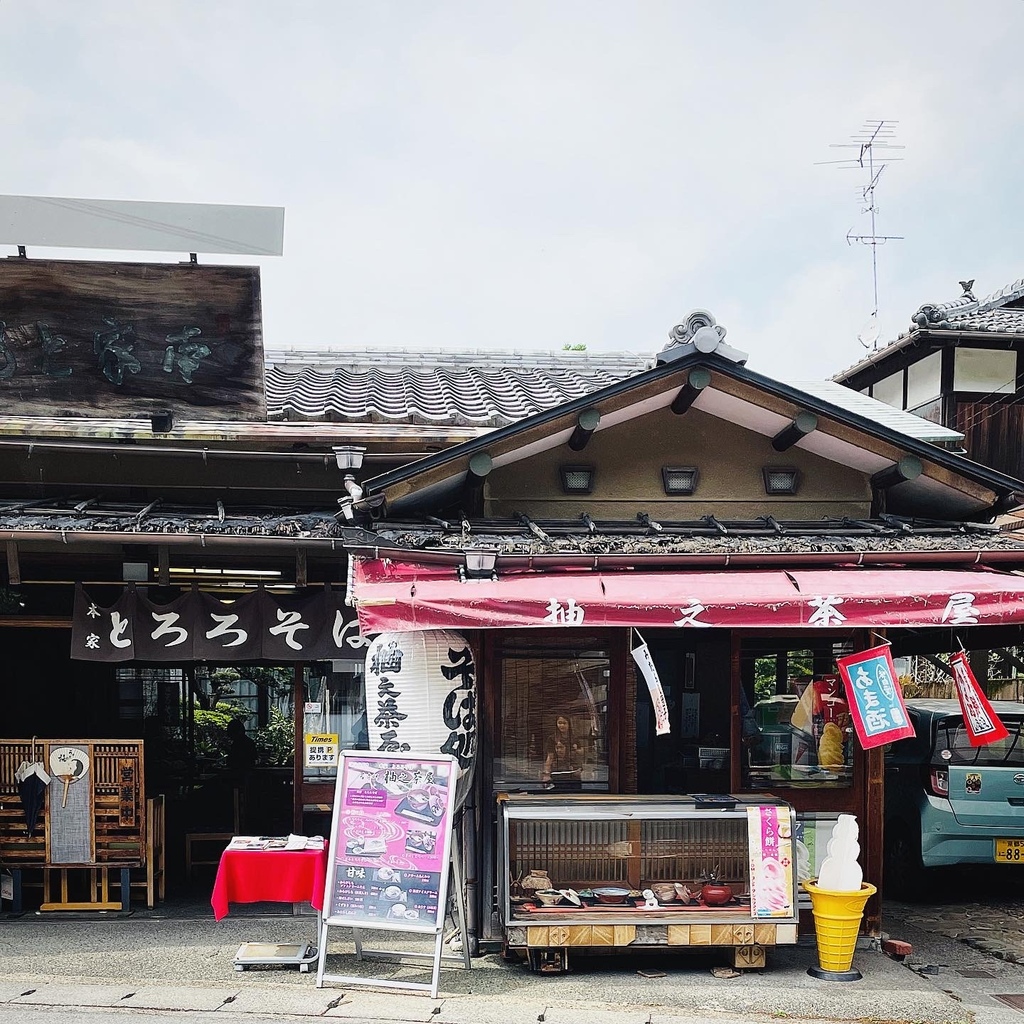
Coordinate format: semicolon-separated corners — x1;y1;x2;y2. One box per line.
2;1;1023;380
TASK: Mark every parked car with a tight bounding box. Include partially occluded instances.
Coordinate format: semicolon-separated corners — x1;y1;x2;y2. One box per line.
884;698;1024;898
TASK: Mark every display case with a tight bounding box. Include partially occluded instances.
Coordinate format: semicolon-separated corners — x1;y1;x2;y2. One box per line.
498;793;798;972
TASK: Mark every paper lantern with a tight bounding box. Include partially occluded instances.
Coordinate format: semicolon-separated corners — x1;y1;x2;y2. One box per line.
364;630;477;807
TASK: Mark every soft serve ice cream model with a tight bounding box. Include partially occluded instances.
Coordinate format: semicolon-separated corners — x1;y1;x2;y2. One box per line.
816;814;862;892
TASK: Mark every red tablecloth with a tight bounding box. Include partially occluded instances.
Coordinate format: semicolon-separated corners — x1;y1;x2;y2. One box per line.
211;847;329;921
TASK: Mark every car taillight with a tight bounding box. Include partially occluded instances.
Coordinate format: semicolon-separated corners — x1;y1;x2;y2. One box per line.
928;767;949;797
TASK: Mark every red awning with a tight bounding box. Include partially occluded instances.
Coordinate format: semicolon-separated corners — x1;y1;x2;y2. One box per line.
352;558;1024;634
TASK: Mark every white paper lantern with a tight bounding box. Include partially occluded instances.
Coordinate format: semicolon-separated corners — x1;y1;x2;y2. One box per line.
364;630;478;807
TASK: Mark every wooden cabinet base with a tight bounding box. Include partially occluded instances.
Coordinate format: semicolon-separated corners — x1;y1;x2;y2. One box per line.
508;921;786;973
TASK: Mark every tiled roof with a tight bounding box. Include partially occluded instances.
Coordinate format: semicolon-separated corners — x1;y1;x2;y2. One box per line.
264;349;651;426
834;277;1024;379
783;380;964;445
911;277;1024;334
366;517;1024;559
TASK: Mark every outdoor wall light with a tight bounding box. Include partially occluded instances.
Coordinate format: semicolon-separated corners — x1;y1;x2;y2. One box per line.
762;466;800;495
333;445;366;471
461;548;498;582
559;465;594;494
662;466;699;495
150;411;173;433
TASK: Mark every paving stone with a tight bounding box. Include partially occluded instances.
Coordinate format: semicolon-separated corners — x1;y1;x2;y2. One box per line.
117;985;239;1011
545;1007;652;1024
13;983;131;1006
0;984;42;1004
219;987;344;1015
434;995;547;1024
324;989;441;1020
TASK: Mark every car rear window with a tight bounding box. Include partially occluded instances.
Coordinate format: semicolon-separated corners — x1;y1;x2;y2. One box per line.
933;717;1024;766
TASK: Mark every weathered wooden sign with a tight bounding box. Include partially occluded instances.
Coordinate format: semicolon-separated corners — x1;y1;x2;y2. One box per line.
0;258;265;420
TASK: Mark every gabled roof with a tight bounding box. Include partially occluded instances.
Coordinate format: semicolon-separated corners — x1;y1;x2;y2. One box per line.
362;347;1024;521
834;276;1024;381
264;348;651;427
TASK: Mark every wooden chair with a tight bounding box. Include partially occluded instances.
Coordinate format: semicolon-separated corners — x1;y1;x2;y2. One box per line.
184;785;241;881
130;795;166;907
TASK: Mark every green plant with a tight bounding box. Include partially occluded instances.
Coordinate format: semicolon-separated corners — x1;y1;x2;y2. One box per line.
254;706;295;767
193;700;250;763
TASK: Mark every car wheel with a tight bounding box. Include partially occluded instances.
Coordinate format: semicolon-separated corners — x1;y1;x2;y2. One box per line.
885;824;925;901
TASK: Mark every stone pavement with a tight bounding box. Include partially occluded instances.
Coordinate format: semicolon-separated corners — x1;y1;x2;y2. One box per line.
0;897;1009;1024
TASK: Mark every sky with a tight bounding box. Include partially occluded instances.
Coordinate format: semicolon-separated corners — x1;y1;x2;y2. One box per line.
2;1;1024;381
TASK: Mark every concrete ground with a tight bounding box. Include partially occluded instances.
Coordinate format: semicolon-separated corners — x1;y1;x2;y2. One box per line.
4;894;1023;1023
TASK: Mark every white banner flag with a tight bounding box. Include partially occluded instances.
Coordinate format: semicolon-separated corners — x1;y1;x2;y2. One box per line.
631;640;671;736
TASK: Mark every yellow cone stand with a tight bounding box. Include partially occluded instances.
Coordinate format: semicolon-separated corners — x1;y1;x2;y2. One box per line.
801;879;877;982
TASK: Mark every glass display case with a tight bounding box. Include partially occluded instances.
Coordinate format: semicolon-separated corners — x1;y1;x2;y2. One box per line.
498;793;798;972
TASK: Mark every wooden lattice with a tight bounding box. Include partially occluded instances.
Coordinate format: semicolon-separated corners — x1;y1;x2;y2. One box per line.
0;739;145;867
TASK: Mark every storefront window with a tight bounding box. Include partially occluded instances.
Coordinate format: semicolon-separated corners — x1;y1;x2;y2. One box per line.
302;658;367;781
495;639;610;792
740;638;855;790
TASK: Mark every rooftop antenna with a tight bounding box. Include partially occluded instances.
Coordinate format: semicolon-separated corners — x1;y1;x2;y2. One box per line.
818;119;904;349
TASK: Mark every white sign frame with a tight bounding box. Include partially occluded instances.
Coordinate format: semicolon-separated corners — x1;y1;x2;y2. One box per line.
316;751;470;998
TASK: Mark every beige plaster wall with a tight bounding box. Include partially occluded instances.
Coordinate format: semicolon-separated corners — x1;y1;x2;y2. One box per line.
485;406;872;519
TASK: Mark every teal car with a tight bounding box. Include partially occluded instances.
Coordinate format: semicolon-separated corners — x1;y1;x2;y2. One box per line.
884;698;1024;898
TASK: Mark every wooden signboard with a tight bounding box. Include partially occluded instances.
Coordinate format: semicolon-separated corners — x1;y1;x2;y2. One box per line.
0;739;145;868
0;258;265;420
316;751;470;997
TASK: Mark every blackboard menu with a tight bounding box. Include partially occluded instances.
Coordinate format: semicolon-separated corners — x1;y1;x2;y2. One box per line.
323;752;457;934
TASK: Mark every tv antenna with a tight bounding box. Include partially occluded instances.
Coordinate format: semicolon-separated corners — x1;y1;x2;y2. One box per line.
819;120;904;349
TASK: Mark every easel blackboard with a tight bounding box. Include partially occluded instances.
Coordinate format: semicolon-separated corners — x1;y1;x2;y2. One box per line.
316;751;470;998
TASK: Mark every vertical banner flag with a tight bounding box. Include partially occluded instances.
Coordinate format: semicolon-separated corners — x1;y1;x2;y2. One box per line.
746;805;795;919
836;644;915;750
631;633;671;736
949;651;1009;747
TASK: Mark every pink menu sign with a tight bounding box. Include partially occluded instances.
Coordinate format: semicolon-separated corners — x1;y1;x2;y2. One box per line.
324;752;457;933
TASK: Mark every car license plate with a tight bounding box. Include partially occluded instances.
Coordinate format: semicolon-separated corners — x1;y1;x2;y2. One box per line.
995;839;1024;862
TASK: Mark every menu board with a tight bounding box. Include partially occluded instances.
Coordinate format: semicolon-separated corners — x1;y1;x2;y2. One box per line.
323;751;457;934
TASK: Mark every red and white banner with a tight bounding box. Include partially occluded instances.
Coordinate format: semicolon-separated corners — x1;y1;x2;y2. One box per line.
352;559;1024;634
836;644;915;750
949;651;1009;747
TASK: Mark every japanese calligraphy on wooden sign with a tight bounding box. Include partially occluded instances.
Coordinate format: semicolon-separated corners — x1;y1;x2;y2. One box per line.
0;259;265;420
71;585;365;662
835;644;915;750
117;758;137;828
323;752;457;934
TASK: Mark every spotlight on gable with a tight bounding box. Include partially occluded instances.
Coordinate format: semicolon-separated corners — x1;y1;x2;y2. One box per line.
560;465;594;494
763;466;800;495
662;466;699;495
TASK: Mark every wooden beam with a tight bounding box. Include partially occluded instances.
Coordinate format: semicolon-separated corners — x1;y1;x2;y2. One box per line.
771;411;818;452
568;408;601;451
295;547;308;588
467;451;493;485
871;455;923;490
464;451;494;515
5;540;19;586
157;545;169;586
670;368;711;415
